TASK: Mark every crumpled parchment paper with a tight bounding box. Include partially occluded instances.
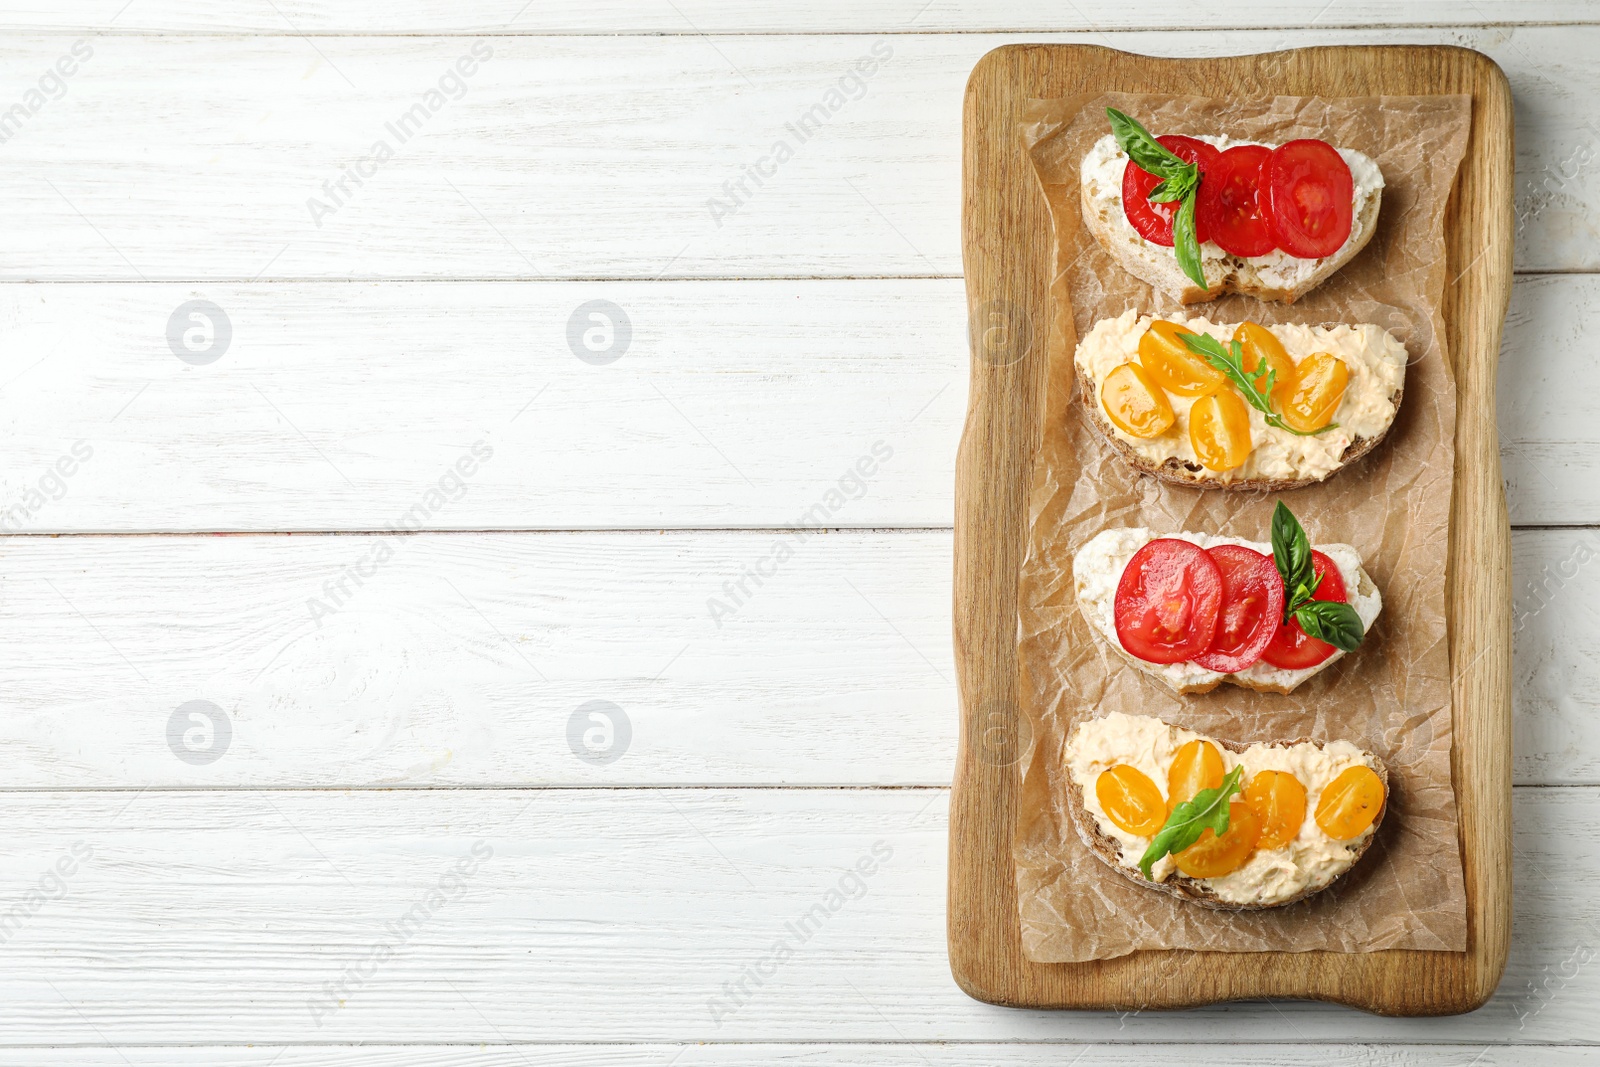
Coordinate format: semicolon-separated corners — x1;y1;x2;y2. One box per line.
1014;93;1471;961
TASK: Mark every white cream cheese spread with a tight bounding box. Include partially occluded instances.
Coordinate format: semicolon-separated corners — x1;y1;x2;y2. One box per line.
1076;309;1407;484
1065;711;1381;905
1073;527;1382;693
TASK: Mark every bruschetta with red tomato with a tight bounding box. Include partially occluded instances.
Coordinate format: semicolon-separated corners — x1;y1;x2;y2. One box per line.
1083;109;1384;304
1073;503;1378;695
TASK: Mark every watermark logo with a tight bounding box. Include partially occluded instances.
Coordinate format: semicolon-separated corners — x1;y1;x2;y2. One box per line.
0;40;93;146
566;300;631;365
167;300;232;365
0;842;94;946
167;700;231;765
307;840;493;1025
307;41;495;227
971;699;1032;769
705;40;892;227
1511;943;1594;1030
306;440;494;627
706;840;893;1027
567;700;631;765
1513;533;1600;638
969;299;1032;368
706;440;893;628
0;439;93;531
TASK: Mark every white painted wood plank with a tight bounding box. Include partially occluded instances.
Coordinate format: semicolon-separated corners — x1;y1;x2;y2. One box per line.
0;527;1586;787
6;1;1598;34
1513;527;1600;786
0;530;957;787
0;280;964;532
0;1046;1588;1066
0;28;1593;279
0;787;1590;1043
1500;274;1600;526
0;274;1591;532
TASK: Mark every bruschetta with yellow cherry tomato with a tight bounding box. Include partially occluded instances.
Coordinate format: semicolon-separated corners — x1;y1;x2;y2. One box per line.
1066;712;1387;909
1076;309;1405;489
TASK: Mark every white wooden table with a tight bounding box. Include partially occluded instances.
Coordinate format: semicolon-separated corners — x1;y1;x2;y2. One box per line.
0;3;1595;1062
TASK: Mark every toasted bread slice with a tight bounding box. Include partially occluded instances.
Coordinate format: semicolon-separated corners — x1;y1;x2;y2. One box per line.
1073;311;1407;491
1065;721;1388;910
1079;134;1384;305
1073;528;1382;695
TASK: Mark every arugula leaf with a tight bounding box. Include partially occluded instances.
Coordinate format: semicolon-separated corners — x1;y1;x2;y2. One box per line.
1176;331;1338;437
1294;599;1365;652
1106;108;1207;291
1138;765;1245;881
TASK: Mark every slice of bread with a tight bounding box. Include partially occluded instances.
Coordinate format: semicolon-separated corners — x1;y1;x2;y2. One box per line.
1072;311;1408;491
1079;134;1383;305
1065;729;1388;910
1073;528;1383;696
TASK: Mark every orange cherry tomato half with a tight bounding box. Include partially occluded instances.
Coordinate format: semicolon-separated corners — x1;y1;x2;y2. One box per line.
1260;549;1348;670
1101;361;1176;439
1096;765;1167;837
1189;388;1253;472
1314;765;1386;840
1192;545;1285;673
1202;144;1276;257
1138;320;1228;397
1233;321;1296;396
1113;539;1224;664
1244;769;1308;850
1121;135;1220;247
1172;801;1262;878
1278;352;1350;433
1265;139;1354;259
1167;739;1225;811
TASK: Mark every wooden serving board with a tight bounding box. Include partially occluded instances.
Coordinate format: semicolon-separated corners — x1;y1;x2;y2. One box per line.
949;45;1513;1014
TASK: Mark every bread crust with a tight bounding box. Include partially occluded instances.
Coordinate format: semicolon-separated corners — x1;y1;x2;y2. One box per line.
1076;370;1403;493
1080;174;1383;306
1066;732;1388;910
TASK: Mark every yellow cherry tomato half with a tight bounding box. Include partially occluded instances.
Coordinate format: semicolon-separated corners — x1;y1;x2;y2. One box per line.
1139;320;1228;397
1172;801;1262;878
1314;765;1386;840
1233;321;1296;395
1279;351;1349;433
1167;739;1225;813
1244;769;1308;850
1101;361;1176;439
1189;388;1254;472
1095;764;1167;837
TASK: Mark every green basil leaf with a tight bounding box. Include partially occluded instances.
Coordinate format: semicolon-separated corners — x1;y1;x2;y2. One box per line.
1271;500;1313;610
1138;765;1245;881
1294;599;1365;652
1105;107;1189;178
1172;196;1206;291
1146;177;1182;204
1147;171;1197;205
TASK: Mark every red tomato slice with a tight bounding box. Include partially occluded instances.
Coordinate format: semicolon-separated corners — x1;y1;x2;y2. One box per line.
1192;544;1285;673
1121;135;1219;248
1264;139;1354;258
1113;538;1223;664
1261;550;1349;670
1202;144;1276;258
